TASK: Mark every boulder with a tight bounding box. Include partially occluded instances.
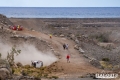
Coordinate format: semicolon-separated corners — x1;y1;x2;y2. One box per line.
75;38;79;44
12;31;17;34
97;42;115;50
0;68;11;79
70;34;75;40
79;47;85;53
32;30;35;31
60;34;64;37
74;45;79;50
0;59;12;79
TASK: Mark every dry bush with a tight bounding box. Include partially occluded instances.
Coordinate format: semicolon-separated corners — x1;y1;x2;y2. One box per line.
102;58;110;62
16;62;23;67
90;33;110;43
7;47;21;66
23;64;31;68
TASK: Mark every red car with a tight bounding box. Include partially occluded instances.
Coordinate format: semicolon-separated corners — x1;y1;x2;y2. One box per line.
9;25;23;31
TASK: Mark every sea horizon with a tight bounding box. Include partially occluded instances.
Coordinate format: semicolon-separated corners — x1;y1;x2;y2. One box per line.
0;7;120;18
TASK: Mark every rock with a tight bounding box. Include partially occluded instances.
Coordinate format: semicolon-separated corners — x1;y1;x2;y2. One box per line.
51;49;54;51
50;47;53;49
13;75;35;80
83;54;89;58
47;44;51;47
70;34;75;40
6;28;10;31
79;47;85;53
12;35;19;38
74;45;79;50
89;58;96;61
75;38;79;44
54;35;57;37
60;34;64;37
0;59;12;79
12;31;17;34
54;51;61;57
0;68;11;79
54;51;59;54
32;30;35;31
97;42;115;50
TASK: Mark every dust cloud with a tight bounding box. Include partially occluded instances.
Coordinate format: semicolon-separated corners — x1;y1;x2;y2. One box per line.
0;42;58;66
0;42;12;58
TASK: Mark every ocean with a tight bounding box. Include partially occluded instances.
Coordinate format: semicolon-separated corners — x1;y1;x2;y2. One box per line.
0;7;120;18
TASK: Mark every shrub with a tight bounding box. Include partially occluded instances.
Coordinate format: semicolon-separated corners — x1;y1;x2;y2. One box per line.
34;77;41;80
102;58;110;62
21;70;28;76
7;47;21;66
16;62;23;67
91;33;110;43
24;64;31;68
34;74;41;80
96;34;109;42
12;68;15;74
44;74;48;78
78;75;84;78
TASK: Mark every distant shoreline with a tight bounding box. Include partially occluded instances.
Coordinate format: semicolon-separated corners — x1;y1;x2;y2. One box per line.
9;17;120;19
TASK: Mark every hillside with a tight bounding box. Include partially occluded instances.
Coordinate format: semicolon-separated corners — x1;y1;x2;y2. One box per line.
0;14;120;79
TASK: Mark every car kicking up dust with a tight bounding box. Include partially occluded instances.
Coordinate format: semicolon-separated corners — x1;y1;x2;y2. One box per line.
0;42;58;66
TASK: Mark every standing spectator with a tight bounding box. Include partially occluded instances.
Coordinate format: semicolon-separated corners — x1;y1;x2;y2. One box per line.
66;54;70;63
1;26;3;29
63;43;66;50
66;44;69;50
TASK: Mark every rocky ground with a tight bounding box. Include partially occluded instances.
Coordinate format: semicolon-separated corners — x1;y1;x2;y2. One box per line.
0;14;120;80
9;18;120;66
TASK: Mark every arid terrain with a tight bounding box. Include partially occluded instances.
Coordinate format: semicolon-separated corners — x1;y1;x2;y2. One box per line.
1;14;120;80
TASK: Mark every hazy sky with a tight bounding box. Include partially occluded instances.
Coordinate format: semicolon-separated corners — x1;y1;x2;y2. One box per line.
0;0;120;7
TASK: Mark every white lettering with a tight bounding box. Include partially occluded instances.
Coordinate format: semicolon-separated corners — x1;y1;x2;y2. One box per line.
95;73;118;79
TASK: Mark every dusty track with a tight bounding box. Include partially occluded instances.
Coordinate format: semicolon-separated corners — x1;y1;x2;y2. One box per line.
17;28;101;77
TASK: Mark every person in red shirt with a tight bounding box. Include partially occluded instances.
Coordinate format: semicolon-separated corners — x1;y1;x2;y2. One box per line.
66;54;70;63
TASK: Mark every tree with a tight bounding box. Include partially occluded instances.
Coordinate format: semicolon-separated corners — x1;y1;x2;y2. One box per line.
6;47;21;66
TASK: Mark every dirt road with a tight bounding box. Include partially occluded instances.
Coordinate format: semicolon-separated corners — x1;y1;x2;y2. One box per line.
16;28;101;77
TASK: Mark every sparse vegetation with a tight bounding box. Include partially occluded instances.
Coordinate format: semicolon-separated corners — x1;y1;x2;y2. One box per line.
6;47;21;66
13;65;52;78
0;46;58;79
102;58;110;62
78;75;84;78
100;61;113;70
23;64;31;68
34;76;41;80
16;62;23;67
51;76;59;79
91;33;110;42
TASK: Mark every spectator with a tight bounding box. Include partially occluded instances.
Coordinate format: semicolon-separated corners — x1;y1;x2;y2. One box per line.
66;54;70;63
